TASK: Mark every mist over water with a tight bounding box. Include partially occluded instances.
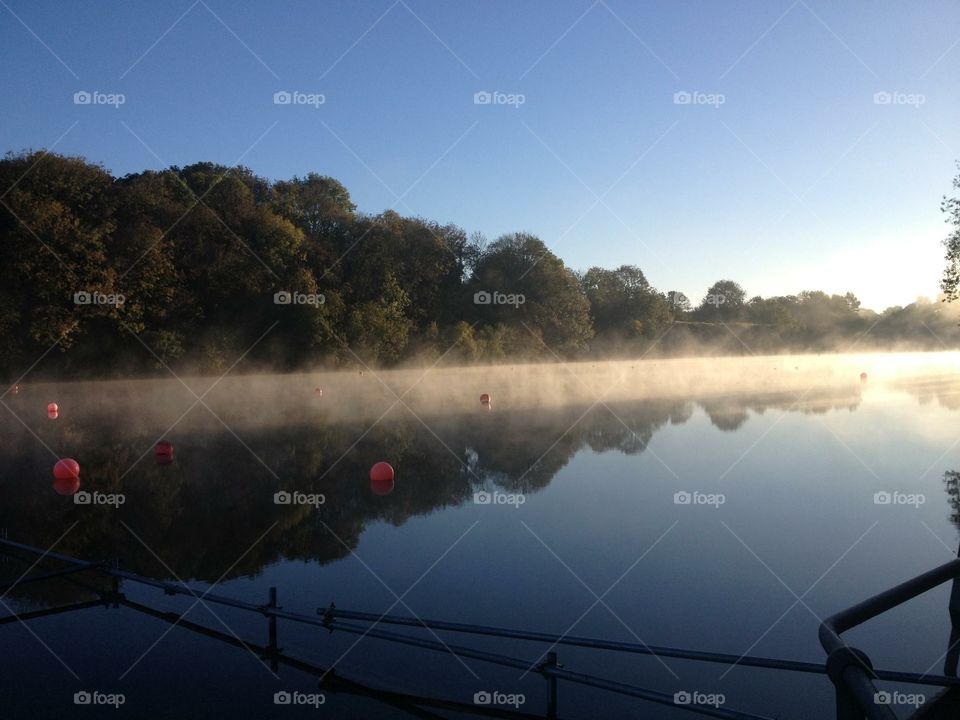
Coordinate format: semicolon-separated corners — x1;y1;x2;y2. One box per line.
14;351;960;429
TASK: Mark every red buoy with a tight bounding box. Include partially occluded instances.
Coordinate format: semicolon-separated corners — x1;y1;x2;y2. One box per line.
860;372;868;383
370;476;395;496
47;402;58;413
53;458;80;481
9;384;19;396
53;476;80;496
47;409;58;420
314;387;323;397
480;393;490;406
370;462;394;483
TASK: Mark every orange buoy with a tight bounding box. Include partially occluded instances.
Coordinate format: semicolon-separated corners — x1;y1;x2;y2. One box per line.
53;458;80;481
370;462;394;483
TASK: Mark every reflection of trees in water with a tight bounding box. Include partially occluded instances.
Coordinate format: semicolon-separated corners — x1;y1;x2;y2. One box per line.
582;400;694;453
0;387;861;594
901;379;960;411
702;388;861;431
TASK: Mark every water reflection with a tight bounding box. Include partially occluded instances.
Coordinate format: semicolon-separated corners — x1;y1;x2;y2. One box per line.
0;384;869;598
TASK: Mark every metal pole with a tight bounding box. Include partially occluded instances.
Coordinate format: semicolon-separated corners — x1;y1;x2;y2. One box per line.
267;586;279;673
947;541;960;677
545;651;558;719
834;682;861;720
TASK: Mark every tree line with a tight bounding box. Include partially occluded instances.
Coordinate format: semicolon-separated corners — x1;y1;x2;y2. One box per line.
2;151;959;377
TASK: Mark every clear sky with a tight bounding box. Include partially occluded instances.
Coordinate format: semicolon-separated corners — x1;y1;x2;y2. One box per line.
2;0;958;311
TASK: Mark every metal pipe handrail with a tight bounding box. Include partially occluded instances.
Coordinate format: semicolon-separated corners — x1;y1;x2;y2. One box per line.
119;598;542;720
0;537;776;720
3;538;956;687
819;556;960;720
324;607;960;688
6;536;960;720
299;617;777;720
820;557;960;653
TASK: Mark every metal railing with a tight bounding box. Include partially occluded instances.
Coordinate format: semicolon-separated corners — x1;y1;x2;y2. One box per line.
819;554;960;720
2;536;959;719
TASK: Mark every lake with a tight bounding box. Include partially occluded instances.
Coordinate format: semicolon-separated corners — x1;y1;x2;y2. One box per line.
2;353;960;719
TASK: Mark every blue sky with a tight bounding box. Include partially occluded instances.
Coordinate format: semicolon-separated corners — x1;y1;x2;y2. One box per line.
2;0;958;310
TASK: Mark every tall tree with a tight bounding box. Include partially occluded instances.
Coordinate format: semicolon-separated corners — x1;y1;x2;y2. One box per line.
582;265;671;338
697;280;746;321
470;233;593;353
941;163;960;301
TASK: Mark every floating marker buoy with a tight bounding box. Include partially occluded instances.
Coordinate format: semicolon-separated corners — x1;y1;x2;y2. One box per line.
860;372;868;383
314;387;323;397
480;393;490;406
53;476;80;496
9;384;19;396
155;440;174;464
53;458;80;481
47;409;58;420
370;475;395;496
47;402;58;413
370;462;394;483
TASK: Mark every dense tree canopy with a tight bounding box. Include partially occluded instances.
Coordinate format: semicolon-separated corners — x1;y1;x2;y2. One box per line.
1;150;959;378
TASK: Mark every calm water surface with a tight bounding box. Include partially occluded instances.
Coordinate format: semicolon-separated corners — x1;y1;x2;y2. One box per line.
2;356;960;719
